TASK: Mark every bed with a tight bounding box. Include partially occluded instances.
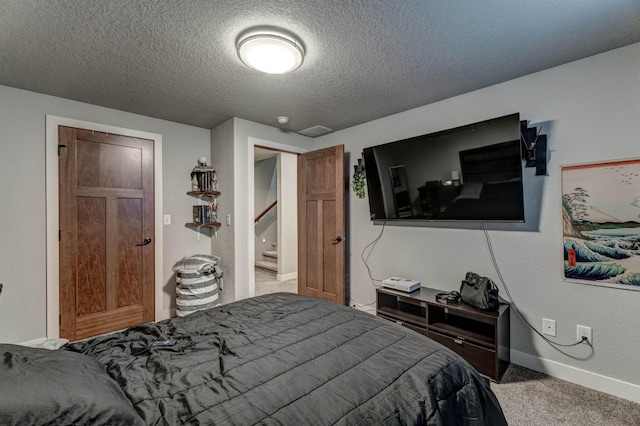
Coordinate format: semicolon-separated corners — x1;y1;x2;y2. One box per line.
1;293;507;425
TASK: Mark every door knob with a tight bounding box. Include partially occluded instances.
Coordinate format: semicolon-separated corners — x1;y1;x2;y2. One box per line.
331;236;343;245
135;237;152;246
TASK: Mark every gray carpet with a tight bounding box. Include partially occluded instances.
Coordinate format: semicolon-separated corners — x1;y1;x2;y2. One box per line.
255;269;297;296
491;364;640;425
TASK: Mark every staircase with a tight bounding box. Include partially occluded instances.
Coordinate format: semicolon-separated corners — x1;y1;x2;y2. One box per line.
255;250;278;273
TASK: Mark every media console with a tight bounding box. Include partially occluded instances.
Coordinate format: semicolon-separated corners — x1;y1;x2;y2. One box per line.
376;287;510;382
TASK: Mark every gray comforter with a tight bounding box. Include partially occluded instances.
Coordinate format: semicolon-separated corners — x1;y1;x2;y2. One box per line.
66;292;507;425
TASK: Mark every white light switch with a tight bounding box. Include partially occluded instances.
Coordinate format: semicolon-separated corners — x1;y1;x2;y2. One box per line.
163;214;171;225
226;214;231;226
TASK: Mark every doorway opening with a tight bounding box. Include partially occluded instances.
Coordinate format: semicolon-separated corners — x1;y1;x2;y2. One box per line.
253;146;298;296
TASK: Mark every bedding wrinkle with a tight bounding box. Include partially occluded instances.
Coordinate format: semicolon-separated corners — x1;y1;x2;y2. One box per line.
185;314;399;423
336;344;474;424
135;308;360;403
422;359;504;425
229;325;408;424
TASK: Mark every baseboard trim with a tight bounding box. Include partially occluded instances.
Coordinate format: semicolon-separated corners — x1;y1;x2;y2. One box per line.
511;349;640;404
277;272;297;281
21;309;176;346
19;337;48;347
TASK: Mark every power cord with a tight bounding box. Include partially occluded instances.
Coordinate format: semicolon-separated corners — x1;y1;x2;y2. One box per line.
481;222;592;351
361;219;388;288
350;300;377;310
351;220;389;309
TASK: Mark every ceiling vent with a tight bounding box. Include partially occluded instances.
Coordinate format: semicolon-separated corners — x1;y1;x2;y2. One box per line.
298;125;333;138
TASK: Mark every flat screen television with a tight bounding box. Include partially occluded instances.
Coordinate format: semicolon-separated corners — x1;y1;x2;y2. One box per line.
363;113;524;223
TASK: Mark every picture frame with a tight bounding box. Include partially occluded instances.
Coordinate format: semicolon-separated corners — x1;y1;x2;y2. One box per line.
561;158;640;291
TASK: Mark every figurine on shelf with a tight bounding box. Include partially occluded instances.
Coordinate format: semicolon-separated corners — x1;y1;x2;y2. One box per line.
191;174;199;191
207;199;218;223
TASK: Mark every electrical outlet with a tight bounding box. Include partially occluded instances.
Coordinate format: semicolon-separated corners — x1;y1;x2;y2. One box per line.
163;214;171;225
577;325;592;344
542;318;556;336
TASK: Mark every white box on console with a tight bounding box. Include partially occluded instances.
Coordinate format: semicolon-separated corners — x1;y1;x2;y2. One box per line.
382;277;421;292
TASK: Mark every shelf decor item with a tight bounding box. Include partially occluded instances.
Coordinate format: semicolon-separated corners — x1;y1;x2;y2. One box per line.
206;199;218;223
192;205;211;224
190;157;217;193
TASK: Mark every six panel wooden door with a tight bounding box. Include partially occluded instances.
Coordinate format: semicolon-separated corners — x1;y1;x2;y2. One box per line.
58;126;154;340
297;145;346;304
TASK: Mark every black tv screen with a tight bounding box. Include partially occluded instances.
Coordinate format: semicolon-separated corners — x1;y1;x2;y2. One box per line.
363;113;524;223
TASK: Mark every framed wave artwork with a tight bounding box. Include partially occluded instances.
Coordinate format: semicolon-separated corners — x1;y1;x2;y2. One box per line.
562;158;640;291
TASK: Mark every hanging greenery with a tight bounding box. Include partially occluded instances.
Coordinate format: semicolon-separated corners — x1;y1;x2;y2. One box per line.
352;171;366;198
352;157;366;198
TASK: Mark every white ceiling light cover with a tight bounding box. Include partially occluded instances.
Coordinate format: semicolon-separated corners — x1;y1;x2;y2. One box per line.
237;27;305;74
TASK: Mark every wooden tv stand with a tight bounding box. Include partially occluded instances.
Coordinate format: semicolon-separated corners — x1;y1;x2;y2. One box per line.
376;287;510;382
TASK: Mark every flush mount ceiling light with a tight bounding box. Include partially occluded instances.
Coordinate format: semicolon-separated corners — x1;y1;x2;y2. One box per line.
237;27;305;74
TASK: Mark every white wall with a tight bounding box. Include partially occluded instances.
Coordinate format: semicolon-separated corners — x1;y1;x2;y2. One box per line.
254;156;278;261
317;42;640;402
277;152;298;280
0;85;211;343
210;119;236;305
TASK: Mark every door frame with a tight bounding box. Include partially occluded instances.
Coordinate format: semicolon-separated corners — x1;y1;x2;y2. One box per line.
246;137;306;299
45;115;164;339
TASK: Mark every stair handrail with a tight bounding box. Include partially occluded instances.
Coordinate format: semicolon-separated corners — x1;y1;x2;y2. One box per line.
255;200;277;223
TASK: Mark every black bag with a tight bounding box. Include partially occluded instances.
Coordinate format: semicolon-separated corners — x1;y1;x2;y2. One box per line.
459;272;499;311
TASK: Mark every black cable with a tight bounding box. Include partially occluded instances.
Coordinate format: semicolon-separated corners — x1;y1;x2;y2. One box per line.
481;222;592;350
351;220;389;308
351;300;377;310
361;219;388;287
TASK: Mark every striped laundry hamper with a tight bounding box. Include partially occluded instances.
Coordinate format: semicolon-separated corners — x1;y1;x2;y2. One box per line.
172;254;223;317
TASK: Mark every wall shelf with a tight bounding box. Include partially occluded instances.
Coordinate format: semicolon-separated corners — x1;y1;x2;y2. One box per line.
187;190;221;197
187;166;220;238
185;222;221;228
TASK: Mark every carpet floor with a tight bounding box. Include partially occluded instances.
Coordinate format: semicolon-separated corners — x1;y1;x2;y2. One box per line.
491;364;640;425
255;268;297;296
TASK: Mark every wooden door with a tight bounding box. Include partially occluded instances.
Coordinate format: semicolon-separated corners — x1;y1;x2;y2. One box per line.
58;126;154;340
297;145;346;304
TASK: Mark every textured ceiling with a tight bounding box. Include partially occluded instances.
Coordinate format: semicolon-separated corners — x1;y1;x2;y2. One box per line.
1;1;639;135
